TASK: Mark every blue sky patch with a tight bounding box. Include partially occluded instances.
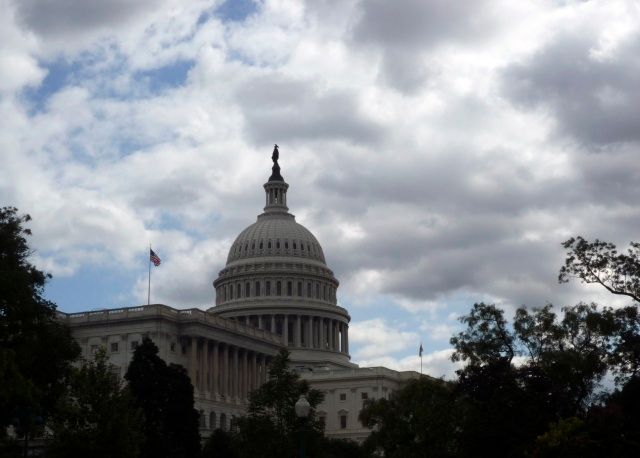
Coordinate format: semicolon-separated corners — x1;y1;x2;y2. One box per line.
215;0;259;22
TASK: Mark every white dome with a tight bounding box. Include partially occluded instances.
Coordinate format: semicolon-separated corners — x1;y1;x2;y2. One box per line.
226;213;326;265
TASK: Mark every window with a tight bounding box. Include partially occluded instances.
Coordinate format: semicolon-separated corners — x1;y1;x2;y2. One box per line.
255;281;261;297
340;415;347;429
199;410;206;428
316;283;320;299
319;416;326;429
293;242;297;250
170;342;176;352
237;283;242;298
307;282;311;297
182;345;187;354
220;413;227;431
110;342;119;352
277;281;282;296
276;240;280;249
301;243;305;251
297;282;302;296
229;285;234;299
130;341;139;350
209;412;216;430
90;344;99;355
361;392;368;400
285;241;289;249
339;393;347;401
268;241;272;249
245;282;250;297
260;241;263;249
287;281;292;296
266;281;271;296
251;242;255;249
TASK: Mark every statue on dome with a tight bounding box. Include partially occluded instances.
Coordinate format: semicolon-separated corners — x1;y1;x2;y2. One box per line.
269;144;284;181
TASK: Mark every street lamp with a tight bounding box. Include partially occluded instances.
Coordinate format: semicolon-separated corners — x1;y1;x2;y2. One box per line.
295;395;311;458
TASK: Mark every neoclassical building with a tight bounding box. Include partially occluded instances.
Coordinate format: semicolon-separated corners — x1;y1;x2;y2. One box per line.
58;148;418;441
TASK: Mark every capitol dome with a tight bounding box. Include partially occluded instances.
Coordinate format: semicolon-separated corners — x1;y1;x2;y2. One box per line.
211;146;352;369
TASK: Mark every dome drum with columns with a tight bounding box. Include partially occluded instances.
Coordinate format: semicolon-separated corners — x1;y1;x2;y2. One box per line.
211;146;354;369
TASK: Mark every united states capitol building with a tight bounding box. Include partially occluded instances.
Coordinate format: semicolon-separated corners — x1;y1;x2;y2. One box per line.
58;148;419;442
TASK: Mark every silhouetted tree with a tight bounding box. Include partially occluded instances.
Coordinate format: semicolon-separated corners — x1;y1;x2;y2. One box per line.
48;349;143;457
0;207;79;441
559;236;640;303
126;337;200;458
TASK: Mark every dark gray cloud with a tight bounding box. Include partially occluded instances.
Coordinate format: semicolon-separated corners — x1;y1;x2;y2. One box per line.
14;0;165;39
352;0;492;50
502;30;640;147
235;75;384;145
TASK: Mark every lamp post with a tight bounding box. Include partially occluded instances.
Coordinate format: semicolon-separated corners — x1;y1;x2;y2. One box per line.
294;394;311;458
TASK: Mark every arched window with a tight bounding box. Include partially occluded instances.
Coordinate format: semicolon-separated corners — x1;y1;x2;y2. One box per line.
260;241;263;249
237;283;242;298
276;240;280;249
285;241;289;249
245;282;250;297
199;410;206;428
229;285;234;300
293;242;297;250
307;282;311;297
316;283;320;299
255;281;261;297
323;284;327;300
301;243;305;251
220;413;227;431
245;243;248;252
209;412;216;430
268;240;272;249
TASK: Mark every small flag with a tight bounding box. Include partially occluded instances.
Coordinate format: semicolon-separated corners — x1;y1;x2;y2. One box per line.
419;343;423;357
150;249;161;266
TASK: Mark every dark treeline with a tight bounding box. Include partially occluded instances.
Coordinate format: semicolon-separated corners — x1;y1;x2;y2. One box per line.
2;206;639;457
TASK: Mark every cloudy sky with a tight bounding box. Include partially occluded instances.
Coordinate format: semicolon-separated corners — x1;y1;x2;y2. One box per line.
2;0;639;378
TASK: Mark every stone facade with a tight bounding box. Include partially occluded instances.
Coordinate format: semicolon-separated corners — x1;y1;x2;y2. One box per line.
61;154;419;441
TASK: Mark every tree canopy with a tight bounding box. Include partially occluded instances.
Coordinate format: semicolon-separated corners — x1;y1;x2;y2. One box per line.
0;207;79;439
125;337;200;458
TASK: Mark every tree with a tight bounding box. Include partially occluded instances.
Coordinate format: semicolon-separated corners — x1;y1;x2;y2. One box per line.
47;349;143;458
212;349;325;458
559;236;640;303
360;376;459;458
125;337;200;458
0;207;79;437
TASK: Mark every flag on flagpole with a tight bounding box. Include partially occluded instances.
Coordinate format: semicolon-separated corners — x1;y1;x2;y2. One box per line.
150;249;161;266
419;343;423;357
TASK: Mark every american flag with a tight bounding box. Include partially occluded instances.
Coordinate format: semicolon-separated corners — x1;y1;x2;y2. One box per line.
150;249;161;266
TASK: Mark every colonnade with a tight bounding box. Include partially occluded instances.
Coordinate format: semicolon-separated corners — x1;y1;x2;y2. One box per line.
186;337;270;402
234;314;349;354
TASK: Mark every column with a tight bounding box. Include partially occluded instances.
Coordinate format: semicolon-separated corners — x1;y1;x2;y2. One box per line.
271;315;276;333
212;341;219;396
335;321;340;350
283;315;289;345
188;337;197;388
320;319;325;349
295;315;302;347
345;325;349;354
203;339;210;392
252;353;258;389
233;346;239;400
243;350;249;400
258;315;263;330
223;344;229;397
307;317;312;348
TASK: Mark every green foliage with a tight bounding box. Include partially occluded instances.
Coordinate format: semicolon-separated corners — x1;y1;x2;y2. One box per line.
559;236;640;303
360;377;458;458
0;207;79;435
47;349;143;458
126;337;200;458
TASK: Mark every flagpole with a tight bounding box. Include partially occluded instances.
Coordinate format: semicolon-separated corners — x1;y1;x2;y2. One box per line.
147;244;151;306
